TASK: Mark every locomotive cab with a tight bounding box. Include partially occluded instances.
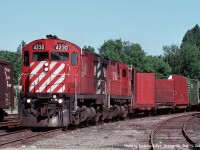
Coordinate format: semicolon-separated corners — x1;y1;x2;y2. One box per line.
19;35;80;127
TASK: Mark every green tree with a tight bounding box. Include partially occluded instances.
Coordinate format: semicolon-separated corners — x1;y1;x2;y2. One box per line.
171;24;200;80
99;39;172;77
99;39;125;62
178;42;200;79
83;45;95;53
163;45;181;74
163;24;200;80
181;24;200;48
145;56;172;78
123;43;146;72
16;40;26;55
98;39;146;72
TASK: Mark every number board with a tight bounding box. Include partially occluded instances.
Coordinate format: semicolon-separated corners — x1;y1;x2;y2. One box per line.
54;45;69;50
33;44;45;50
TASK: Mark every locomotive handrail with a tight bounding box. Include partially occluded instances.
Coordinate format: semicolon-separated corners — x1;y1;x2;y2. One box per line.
74;74;78;111
29;73;69;76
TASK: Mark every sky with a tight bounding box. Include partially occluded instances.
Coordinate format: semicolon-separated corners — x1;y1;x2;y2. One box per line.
0;0;200;55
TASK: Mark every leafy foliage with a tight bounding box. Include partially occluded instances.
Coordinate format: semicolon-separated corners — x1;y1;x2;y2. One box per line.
99;39;171;77
178;43;200;79
99;39;125;62
163;45;181;74
99;39;146;71
144;56;172;78
83;45;95;53
182;24;200;48
163;24;200;80
0;41;25;84
16;40;26;55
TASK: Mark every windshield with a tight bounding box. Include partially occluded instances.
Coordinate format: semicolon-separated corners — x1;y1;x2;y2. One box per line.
51;52;69;61
33;52;69;61
33;52;49;61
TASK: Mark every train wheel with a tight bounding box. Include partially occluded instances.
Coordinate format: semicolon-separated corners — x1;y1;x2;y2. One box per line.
148;111;152;116
62;126;68;131
0;109;5;121
85;121;89;127
144;110;149;116
0;115;4;122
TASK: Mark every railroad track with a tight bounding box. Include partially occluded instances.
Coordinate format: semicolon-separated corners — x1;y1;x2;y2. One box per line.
0;120;21;128
150;113;200;150
0;113;20;128
0;128;63;148
5;114;18;120
183;114;200;149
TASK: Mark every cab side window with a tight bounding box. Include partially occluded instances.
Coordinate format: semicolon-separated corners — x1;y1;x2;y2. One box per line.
24;51;29;66
117;63;120;79
122;69;126;77
71;52;78;66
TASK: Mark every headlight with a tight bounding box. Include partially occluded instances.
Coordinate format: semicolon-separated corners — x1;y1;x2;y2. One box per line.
26;98;32;103
53;95;57;99
44;62;48;66
58;98;63;104
44;67;49;72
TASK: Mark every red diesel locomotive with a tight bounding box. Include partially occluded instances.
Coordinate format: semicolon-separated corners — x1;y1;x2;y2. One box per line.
18;35;189;127
19;35;132;127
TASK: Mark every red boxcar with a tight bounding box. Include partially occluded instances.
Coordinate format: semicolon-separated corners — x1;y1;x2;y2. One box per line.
156;75;188;109
171;75;188;108
133;73;155;110
156;79;174;108
0;61;14;121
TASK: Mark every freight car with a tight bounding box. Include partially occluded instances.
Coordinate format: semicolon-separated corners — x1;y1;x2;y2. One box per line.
156;75;188;110
187;78;200;110
0;60;14;121
18;35;196;128
133;73;156;114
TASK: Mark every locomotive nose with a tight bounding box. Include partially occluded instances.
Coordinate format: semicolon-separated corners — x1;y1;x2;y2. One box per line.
29;61;66;93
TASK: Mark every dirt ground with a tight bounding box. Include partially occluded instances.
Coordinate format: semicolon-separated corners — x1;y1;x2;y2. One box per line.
9;112;193;150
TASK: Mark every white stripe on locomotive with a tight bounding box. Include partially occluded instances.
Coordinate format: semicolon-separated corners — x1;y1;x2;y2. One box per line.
96;61;101;94
57;84;65;93
29;62;57;92
29;62;65;93
30;61;46;76
47;75;65;93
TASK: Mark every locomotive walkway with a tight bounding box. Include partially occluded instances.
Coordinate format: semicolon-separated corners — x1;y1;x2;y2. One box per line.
150;113;200;150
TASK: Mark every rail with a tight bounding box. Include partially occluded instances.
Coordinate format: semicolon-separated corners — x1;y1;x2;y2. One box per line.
182;114;200;150
0;128;63;148
0;120;21;127
150;112;200;150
